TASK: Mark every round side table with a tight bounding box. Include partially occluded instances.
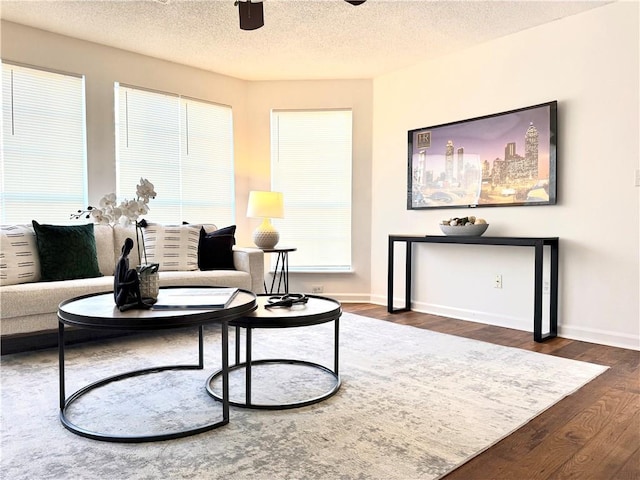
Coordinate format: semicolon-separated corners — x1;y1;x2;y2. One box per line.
206;294;341;410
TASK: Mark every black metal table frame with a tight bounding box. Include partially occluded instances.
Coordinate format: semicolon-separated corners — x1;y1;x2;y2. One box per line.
261;247;296;294
58;322;229;443
207;297;341;410
388;235;559;342
56;287;257;443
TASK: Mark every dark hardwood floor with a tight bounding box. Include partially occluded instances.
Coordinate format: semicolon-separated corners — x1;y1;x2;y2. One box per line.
341;303;640;480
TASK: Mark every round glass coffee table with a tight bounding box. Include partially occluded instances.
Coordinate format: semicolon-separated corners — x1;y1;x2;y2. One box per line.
57;287;257;443
206;294;341;410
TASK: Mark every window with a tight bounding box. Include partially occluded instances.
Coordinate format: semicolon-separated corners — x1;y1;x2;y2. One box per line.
1;62;87;224
115;84;234;225
271;109;352;271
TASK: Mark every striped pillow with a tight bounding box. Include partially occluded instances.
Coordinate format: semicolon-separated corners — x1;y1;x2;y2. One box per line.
142;223;199;271
0;225;42;286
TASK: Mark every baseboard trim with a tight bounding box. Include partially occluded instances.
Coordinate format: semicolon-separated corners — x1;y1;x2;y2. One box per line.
371;295;640;351
322;293;372;303
408;301;532;332
558;325;640;351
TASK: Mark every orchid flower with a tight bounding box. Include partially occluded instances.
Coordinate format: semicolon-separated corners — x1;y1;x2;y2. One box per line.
71;179;156;230
136;178;156;204
71;180;157;266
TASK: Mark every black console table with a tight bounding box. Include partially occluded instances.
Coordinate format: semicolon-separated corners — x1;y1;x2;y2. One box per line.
387;235;559;342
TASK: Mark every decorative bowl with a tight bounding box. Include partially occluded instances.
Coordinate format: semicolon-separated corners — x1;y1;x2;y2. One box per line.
439;223;489;236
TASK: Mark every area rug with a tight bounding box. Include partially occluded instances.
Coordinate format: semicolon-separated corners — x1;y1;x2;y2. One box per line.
0;313;607;480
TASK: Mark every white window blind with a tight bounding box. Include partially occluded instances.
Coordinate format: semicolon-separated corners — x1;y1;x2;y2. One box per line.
116;84;235;225
271;109;352;271
1;62;87;224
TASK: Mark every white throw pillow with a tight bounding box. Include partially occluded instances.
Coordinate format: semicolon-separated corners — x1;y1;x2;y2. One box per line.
0;225;42;286
142;223;199;271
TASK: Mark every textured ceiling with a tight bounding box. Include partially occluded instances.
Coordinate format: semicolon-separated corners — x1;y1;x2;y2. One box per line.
0;0;610;81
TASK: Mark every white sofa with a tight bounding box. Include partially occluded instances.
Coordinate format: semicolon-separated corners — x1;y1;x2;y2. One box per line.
0;223;264;353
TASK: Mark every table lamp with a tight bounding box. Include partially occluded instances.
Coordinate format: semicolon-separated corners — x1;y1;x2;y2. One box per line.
246;191;284;249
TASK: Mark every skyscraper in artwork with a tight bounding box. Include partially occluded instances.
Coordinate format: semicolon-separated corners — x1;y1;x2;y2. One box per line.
525;122;539;178
445;140;454;183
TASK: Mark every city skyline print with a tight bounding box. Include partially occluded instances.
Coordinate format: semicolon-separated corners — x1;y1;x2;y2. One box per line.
407;101;557;210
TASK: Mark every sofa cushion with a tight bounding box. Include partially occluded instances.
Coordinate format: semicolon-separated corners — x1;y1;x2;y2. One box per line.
0;225;41;286
198;226;236;271
0;275;115;320
32;221;102;282
94;224;117;276
157;270;251;290
142;223;199;271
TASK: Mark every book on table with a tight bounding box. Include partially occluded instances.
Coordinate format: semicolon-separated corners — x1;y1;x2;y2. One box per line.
152;288;239;309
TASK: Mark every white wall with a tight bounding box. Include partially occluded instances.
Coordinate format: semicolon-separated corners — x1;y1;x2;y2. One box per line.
245;80;373;299
0;21;374;300
1;21;253;239
371;1;640;349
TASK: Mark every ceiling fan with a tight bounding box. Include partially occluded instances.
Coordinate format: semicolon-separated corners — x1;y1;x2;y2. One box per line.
236;0;367;31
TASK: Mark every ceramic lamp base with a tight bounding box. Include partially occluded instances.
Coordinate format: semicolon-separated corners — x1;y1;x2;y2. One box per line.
253;219;279;249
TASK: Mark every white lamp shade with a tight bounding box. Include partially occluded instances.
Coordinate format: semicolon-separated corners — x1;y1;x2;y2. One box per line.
246;191;284;219
247;191;284;249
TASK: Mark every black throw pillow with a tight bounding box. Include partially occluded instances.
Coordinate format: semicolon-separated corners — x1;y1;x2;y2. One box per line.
198;226;236;270
32;221;102;281
209;224;236;242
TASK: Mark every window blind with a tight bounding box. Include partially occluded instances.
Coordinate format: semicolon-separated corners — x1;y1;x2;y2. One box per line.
271;109;353;271
116;84;234;226
1;62;87;224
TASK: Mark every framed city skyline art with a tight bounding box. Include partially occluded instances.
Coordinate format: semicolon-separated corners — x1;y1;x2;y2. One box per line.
407;101;557;210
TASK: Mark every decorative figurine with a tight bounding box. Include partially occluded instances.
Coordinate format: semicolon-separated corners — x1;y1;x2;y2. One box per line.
114;238;154;311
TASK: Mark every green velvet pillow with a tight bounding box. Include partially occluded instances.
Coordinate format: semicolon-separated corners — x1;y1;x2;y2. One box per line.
32;221;103;281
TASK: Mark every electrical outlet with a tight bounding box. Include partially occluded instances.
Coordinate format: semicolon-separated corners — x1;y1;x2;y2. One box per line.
311;285;324;294
494;274;502;289
635;169;640;187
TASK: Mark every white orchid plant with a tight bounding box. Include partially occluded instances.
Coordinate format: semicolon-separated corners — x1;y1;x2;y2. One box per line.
72;178;156;227
72;178;157;266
